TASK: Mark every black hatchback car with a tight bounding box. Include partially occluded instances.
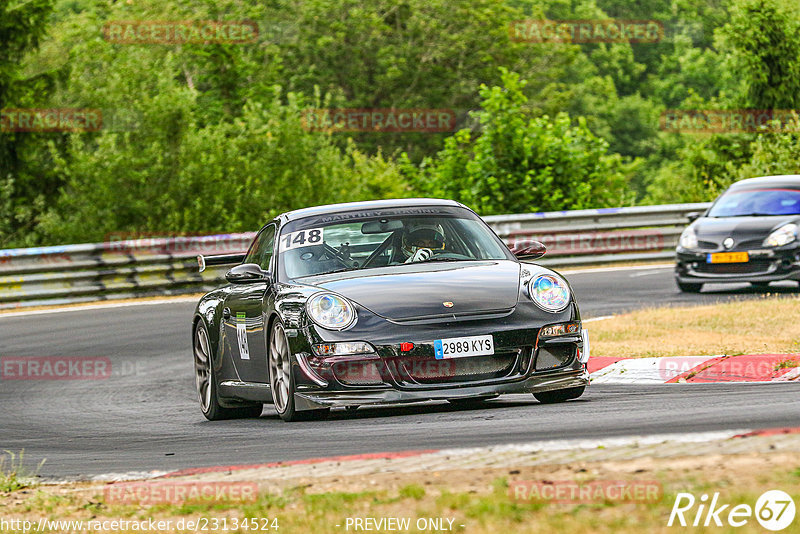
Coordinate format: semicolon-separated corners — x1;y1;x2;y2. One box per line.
676;175;800;292
192;198;590;421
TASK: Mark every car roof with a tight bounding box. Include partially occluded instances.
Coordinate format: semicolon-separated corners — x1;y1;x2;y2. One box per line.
729;175;800;190
279;198;466;223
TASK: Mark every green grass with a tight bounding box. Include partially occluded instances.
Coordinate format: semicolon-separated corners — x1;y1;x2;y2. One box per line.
774;358;799;371
2;475;799;534
398;484;426;500
0;450;44;492
2;455;800;533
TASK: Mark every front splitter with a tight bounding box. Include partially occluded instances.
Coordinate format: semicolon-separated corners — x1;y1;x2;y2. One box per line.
293;370;589;410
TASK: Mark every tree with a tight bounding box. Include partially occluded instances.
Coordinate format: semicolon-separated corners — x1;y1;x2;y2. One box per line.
735;123;800;180
39;88;410;244
0;0;55;247
723;0;800;109
645;134;752;203
405;69;636;215
645;0;800;204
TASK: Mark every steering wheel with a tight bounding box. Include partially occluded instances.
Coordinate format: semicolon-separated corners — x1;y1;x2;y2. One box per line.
422;251;472;261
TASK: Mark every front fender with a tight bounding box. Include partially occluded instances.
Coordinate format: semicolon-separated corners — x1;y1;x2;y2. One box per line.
272;283;317;330
270;284;318;353
193;287;231;366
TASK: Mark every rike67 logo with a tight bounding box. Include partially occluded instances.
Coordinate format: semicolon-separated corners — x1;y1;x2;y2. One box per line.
669;490;796;531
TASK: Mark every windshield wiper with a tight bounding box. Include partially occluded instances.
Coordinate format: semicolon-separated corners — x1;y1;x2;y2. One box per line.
721;213;788;217
419;257;469;263
319;266;360;275
392;257;466;267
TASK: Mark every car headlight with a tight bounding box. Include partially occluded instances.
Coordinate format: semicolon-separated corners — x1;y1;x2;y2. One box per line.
306;292;356;330
763;223;797;247
679;227;698;249
528;274;571;312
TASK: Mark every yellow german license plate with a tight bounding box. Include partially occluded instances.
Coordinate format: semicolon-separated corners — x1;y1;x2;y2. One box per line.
707;252;749;263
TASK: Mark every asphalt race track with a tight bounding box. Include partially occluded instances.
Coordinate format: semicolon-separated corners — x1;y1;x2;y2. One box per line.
1;265;799;478
566;264;800;316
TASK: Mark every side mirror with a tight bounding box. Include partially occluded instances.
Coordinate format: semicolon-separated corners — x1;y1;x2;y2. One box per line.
225;263;270;284
510;241;547;260
686;211;701;223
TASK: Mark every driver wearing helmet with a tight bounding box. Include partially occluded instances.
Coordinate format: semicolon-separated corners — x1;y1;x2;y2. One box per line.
401;222;446;263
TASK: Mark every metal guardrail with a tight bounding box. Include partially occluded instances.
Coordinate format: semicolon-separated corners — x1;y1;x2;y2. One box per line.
0;203;710;309
485;203;711;267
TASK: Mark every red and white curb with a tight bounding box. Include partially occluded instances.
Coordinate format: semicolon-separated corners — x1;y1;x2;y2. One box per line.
160;450;439;479
588;354;800;384
81;427;800;484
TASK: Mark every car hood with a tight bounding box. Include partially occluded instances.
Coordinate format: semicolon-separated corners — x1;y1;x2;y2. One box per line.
303;260;521;321
694;215;800;241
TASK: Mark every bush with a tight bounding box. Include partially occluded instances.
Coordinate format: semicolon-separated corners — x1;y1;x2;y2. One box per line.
404;70;637;215
39;87;410;244
735;129;800;180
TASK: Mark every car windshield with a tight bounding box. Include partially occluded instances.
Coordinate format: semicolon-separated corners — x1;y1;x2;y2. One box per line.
707;188;800;217
277;206;513;280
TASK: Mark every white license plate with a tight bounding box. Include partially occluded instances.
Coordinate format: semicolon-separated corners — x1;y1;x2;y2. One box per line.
434;335;494;359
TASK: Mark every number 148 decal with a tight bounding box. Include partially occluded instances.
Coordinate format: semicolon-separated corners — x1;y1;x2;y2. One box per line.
281;228;323;251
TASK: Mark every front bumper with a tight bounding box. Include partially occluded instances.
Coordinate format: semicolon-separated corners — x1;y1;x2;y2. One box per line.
293;367;589;409
282;296;589;410
675;245;800;283
288;322;589;409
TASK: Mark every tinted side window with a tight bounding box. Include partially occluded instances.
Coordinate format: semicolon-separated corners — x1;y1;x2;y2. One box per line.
245;225;276;270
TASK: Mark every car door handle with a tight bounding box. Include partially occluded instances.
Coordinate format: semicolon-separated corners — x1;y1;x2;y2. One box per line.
223;307;231;319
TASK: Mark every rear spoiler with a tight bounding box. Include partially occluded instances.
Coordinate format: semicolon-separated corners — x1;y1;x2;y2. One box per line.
197;253;246;273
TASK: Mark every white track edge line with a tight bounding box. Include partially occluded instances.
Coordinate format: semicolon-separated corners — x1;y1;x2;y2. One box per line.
0;297;200;318
560;263;673;274
584;315;615;323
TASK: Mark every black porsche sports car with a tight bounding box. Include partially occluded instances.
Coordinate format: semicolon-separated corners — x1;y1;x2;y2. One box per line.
676;175;800;292
192;198;590;421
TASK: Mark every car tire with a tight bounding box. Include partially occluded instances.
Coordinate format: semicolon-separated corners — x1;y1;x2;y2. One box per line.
269;319;330;422
194;322;263;421
533;386;585;404
677;280;703;293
